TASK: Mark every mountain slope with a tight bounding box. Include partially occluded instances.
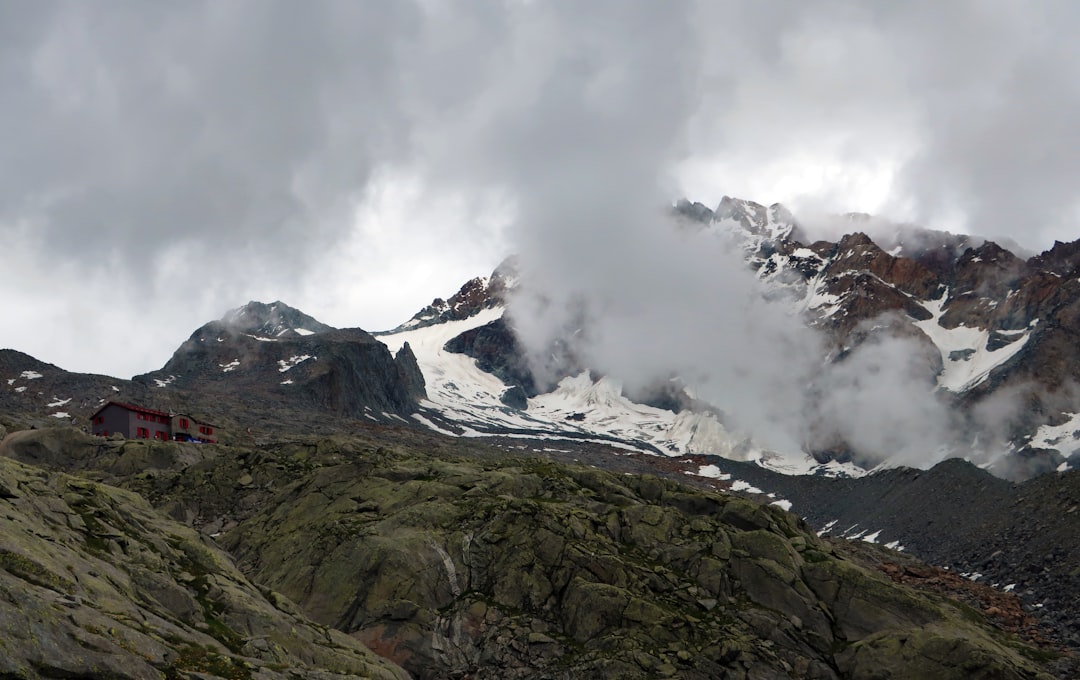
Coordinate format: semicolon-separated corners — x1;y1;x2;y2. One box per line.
674;454;1080;654
374;261;861;476
0;450;406;679
0;427;1058;680
0;349;154;429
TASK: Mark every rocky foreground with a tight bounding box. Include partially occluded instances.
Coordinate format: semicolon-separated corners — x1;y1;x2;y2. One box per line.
0;449;405;678
0;424;1073;679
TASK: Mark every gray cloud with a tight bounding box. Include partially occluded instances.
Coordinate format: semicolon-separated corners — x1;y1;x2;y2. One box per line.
2;1;419;286
3;0;1080;446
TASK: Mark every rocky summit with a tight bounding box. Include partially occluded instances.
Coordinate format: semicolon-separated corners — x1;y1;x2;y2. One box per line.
132;301;426;432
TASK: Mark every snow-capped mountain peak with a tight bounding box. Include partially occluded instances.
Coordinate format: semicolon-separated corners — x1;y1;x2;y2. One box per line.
386;257;519;333
221;300;334;339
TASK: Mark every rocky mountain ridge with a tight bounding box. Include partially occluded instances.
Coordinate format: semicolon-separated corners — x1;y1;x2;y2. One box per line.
755;203;1080;473
2;302;429;440
411;196;1080;476
6;195;1080;477
385;257;518;334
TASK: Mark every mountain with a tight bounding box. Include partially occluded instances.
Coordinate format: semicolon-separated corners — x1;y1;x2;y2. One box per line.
382;196;1080;479
133;301;425;429
1;302;427;440
4;194;1080;677
700;197;1080;476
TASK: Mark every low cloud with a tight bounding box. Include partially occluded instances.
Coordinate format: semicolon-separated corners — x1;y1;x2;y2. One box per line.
803;325;955;467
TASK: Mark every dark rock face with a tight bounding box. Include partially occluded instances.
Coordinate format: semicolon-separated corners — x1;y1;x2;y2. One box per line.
0;349;157;430
499;384;528;409
288;329;422;417
1029;239;1080;276
394;341;426;402
821;232;942;300
443;317;538;397
135;307;425;428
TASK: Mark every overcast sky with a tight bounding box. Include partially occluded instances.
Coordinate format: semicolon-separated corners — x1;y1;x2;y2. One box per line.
3;0;1080;378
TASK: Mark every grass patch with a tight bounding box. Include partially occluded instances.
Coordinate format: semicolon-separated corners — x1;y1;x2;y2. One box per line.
0;548;76;594
163;644;252;680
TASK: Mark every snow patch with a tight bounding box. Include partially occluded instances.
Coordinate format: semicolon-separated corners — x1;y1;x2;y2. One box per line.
729;480;763;494
20;370;43;380
278;355;314;372
915;295;1032;392
47;397;71;408
770;499;793;511
219;360;240;373
294;328;315;336
153;375;176;388
50;412;70;419
411;413;459;436
1030;412;1080;454
694;464;731;480
14;386;27;393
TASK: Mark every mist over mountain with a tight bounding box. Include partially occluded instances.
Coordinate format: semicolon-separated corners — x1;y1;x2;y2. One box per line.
6;195;1079;478
4;195;1080;677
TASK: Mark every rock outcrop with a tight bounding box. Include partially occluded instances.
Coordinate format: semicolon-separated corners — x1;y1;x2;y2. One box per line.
443;317;539;398
0;453;407;679
199;438;1053;680
681;454;1080;662
1;426;1066;679
394;341;427;403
